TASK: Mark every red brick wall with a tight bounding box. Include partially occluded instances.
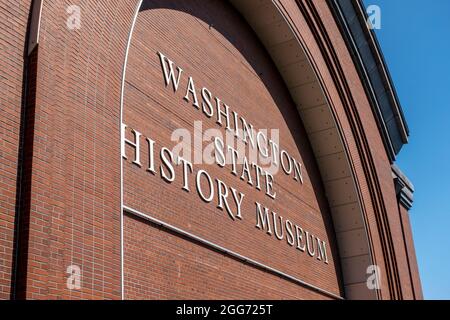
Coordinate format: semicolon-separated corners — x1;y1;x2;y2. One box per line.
0;0;32;299
7;0;142;299
124;214;330;299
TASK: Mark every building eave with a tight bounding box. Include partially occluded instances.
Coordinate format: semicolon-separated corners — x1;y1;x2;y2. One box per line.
327;0;410;162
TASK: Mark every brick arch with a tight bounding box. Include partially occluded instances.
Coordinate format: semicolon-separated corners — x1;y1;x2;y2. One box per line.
120;0;376;300
229;0;377;299
229;0;380;299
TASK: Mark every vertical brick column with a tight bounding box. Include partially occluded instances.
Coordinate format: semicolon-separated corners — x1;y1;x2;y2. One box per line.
393;165;423;299
12;0;140;299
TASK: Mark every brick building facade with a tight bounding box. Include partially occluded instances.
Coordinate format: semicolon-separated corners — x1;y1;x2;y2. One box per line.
0;0;422;299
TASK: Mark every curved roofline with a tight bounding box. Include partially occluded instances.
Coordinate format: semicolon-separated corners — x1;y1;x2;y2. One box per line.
328;0;409;162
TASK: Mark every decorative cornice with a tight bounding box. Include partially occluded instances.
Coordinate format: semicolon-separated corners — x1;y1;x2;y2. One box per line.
392;164;414;210
327;0;409;162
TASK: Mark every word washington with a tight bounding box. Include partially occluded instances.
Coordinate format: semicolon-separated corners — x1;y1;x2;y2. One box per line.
158;51;304;183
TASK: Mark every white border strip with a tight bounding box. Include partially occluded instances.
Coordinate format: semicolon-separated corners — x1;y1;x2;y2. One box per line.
123;205;344;300
120;0;143;300
27;0;44;55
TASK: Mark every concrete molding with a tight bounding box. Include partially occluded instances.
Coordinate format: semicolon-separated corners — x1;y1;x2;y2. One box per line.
392;164;414;210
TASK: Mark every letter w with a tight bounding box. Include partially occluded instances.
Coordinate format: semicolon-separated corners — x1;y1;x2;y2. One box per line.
158;52;183;92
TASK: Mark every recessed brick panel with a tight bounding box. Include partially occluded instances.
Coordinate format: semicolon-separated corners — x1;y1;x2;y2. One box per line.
122;0;342;299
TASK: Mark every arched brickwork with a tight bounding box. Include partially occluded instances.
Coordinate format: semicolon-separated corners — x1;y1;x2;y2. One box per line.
2;0;421;300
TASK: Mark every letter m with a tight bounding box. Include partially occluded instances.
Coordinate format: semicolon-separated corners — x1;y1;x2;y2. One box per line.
255;202;272;235
158;52;183;92
316;239;329;264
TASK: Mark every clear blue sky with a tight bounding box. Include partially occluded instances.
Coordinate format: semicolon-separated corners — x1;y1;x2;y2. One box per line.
363;0;450;299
